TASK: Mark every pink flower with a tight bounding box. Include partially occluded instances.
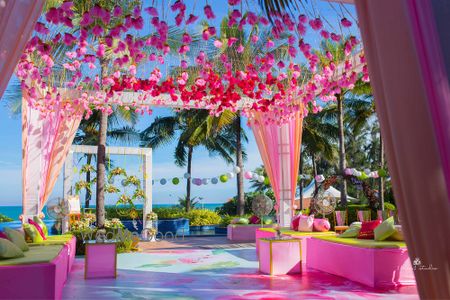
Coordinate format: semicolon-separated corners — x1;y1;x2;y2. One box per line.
63;33;76;45
309;18;323;31
182;33;192;44
320;30;330;39
180;60;188;69
331;33;341;42
204;5;215;19
129;65;137;76
259;17;269;25
287;35;296;45
35;22;49;35
213;40;223;48
251;35;259;43
341;18;352;28
113;71;121;78
231;9;241;19
247;12;258;25
288;46;297;58
96;44;105;57
266;40;274;48
178;44;190;54
237;44;244;53
65;51;76;59
113;6;122;17
277;61;285;68
228;37;238;46
299;14;308;24
195;78;206;87
149;53;156;61
208;26;216;36
297;23;306;35
145;7;158;17
186;14;198;25
228;0;241;5
92;25;104;37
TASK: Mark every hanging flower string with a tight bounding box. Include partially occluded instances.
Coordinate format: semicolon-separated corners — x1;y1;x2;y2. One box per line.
16;1;369;123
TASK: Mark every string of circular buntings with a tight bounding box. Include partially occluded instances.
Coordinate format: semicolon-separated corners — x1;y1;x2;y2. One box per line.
315;167;389;183
16;0;369;124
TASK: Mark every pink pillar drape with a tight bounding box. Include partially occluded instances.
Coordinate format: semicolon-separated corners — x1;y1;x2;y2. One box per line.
250;110;303;217
355;0;450;298
22;92;82;218
0;0;44;99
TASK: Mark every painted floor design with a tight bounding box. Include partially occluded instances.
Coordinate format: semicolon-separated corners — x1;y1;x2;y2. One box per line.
63;248;419;299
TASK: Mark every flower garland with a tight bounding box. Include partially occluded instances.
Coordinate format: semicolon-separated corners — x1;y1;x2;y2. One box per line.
15;1;369;124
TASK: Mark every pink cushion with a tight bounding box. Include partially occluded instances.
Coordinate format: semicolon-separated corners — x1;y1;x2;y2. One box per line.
0;232;8;239
249;215;260;224
28;218;47;240
291;215;301;230
313;218;331;232
298;215;314;232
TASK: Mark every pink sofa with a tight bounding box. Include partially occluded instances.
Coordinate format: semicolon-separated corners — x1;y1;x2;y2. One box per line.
0;236;76;300
227;224;276;242
306;236;415;288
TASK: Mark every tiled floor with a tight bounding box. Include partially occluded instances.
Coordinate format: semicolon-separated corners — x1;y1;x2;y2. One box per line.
62;237;419;300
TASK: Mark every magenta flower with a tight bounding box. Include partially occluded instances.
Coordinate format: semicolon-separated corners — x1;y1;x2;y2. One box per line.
35;22;49;35
145;7;158;17
204;5;215;19
341;18;352;28
79;12;93;26
178;44;190;54
266;40;274;48
320;30;330;39
228;37;238;47
309;18;323;31
228;0;241;5
180;60;188;69
96;44;105;58
298;14;308;24
113;5;122;17
331;33;341;42
251;35;259;44
63;33;76;45
186;14;198;25
259;16;269;25
213;40;223;48
92;25;104;37
182;33;192;44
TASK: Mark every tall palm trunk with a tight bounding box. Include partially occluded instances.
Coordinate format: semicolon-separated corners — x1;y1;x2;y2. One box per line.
85;154;92;208
186;146;193;212
337;94;348;205
312;153;318;189
236;113;245;216
96;60;107;228
379;134;385;210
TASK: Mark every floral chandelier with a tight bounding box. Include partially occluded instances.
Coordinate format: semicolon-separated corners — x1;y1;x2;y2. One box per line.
16;0;369;124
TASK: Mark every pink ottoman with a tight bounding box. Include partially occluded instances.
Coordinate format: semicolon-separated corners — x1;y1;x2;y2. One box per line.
227;224;275;242
307;237;415;287
258;238;302;275
85;241;117;279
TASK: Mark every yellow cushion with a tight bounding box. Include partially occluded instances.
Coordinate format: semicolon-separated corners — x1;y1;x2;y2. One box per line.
313;236;407;249
374;217;396;241
33;216;48;238
23;223;44;244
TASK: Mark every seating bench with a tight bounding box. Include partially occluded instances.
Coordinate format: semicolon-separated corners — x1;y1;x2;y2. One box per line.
0;235;76;299
255;228;335;261
306;236;415;288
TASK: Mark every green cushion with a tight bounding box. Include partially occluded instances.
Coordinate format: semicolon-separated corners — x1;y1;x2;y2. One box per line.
0;245;63;266
340;223;362;238
23;223;44;244
237;218;249;225
0;238;24;259
388;225;404;241
313;235;407;249
262;216;273;225
374;217;396;241
27;234;73;246
4;227;29;252
33;216;48;237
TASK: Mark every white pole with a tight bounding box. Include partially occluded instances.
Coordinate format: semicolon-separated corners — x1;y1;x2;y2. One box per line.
61;151;73;233
278;124;292;227
142;150;153;238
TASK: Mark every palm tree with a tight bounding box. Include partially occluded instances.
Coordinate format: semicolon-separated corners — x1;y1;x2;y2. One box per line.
140;109;237;212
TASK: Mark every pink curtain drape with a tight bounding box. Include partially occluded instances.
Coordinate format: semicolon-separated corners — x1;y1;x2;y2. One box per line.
355;0;450;298
22;91;82;218
250;110;303;213
0;0;44;99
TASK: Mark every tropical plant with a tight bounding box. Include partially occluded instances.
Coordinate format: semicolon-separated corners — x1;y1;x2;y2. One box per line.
177;195;200;210
184;209;221;226
140;109;237;212
0;213;13;223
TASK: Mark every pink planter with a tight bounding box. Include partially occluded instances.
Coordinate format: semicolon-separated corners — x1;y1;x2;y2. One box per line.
306;237;416;288
227;224;275;242
258;238;302;275
85;242;117;279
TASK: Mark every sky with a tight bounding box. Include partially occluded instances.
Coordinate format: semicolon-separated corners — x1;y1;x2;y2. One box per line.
0;1;358;207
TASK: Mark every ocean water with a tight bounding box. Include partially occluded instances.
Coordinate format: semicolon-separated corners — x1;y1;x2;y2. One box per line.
0;203;223;220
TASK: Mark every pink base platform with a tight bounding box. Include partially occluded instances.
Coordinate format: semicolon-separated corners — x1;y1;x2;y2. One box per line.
0;236;76;300
227;224;275;242
306;237;416;288
259;239;302;275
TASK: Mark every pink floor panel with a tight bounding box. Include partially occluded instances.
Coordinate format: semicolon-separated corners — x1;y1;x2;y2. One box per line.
62;248;419;299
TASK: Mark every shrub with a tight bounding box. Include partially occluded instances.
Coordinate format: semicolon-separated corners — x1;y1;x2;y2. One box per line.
153;207;184;219
0;213;13;223
185;209;221;226
384;202;396;211
219;214;252;226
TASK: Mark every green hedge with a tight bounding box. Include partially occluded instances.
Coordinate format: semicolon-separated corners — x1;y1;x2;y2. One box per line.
0;213;13;223
70;228;134;255
184;209;222;226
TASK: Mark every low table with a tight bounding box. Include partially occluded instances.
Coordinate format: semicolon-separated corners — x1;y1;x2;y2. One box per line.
227;224;276;242
85;240;117;279
258;238;302;275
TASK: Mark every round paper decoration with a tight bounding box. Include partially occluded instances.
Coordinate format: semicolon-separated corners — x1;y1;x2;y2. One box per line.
211;177;218;184
251;194;273;217
184;173;191;179
264;177;270;185
160;178;167;185
202;178;209;185
344;168;353;175
227;172;235;179
172;177;180;185
364;168;371;175
252;173;260;180
219;174;228;183
233;166;241;174
244;171;253;179
193;178;202;186
258;175;265;183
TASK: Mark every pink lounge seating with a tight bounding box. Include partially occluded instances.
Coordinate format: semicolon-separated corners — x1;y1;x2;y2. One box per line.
259;238;302;275
255;228;335;261
306;236;415;288
0;236;76;300
227;224;276;242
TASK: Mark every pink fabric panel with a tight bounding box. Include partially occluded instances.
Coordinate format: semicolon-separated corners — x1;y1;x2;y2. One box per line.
85;244;117;279
255;229;277;254
65;236;77;273
0;0;44;99
259;240;301;275
306;238;414;288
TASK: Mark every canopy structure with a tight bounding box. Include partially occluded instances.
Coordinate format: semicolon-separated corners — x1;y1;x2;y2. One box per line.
295;180;358;209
